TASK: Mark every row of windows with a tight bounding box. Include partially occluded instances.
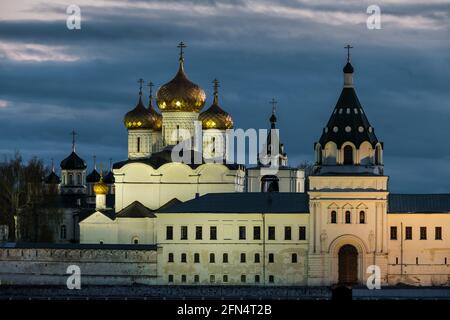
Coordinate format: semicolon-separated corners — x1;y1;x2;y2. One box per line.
166;226;307;241
394;257;448;265
330;210;366;224
168;274;276;284
168;252;299;264
390;226;443;240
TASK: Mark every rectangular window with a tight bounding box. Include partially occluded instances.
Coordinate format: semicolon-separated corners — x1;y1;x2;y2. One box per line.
209;253;215;263
168;275;173;283
181;253;187;263
210;226;217;240
299;226;306;240
395;257;399;265
436;227;442;240
181;275;186;283
292;253;298;263
223;275;228;283
194;253;200;263
269;275;274;283
194;275;199;283
255;275;260;283
390;226;397;240
241;275;246;283
210;275;215;283
405;226;412;240
284;226;292;240
240;253;246;263
254;253;260;263
168;253;174;263
268;226;276;240
420;227;427;240
268;253;274;263
253;226;261;240
180;226;188;240
166;226;173;240
223;253;228;263
239;226;246;240
196;226;202;240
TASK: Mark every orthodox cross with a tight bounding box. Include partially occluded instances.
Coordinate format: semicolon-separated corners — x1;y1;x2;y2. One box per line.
345;44;353;62
213;79;219;96
270;98;277;114
147;81;154;97
71;129;77;152
137;78;144;96
177;41;187;62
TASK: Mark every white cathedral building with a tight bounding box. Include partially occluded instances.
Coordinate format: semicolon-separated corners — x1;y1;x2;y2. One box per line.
44;44;450;287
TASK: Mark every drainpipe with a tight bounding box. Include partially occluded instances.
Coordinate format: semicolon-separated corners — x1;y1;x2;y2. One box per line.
400;222;404;279
262;212;266;285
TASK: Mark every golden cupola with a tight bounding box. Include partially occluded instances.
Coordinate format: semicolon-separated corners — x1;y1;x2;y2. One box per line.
124;79;160;130
93;171;109;195
156;42;206;113
199;79;234;130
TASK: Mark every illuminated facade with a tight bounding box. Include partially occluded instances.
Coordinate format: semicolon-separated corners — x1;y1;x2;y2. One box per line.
55;45;450;286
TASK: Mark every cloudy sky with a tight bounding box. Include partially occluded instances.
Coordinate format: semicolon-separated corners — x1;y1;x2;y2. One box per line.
0;0;449;192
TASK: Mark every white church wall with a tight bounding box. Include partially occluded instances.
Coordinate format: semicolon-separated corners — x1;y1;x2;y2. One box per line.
246;168;305;193
79;212;117;244
117;218;155;244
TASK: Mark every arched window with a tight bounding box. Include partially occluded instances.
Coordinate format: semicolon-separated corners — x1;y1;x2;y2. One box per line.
316;145;322;165
331;211;337;224
60;225;67;240
343;145;354;165
168;253;174;262
77;174;82;185
132;237;139;244
68;174;74;185
375;145;382;165
261;175;279;192
345;211;351;224
137;137;141;153
209;253;215;263
359;211;365;224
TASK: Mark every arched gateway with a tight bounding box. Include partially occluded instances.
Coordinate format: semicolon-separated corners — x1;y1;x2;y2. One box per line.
338;245;358;285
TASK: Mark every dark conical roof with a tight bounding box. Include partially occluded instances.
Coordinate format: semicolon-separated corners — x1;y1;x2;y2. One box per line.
44;171;61;184
86;168;101;183
60;151;87;170
318;87;378;148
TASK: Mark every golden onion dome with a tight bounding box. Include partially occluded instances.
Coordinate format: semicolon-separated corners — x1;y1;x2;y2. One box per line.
199;79;233;130
156;43;206;113
93;178;108;195
148;94;162;131
124;82;160;130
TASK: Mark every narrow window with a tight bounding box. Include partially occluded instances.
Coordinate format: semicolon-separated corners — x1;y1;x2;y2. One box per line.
195;226;202;240
445;257;448;265
331;211;337;224
239;226;246;240
60;225;67;240
253;226;261;240
181;275;186;283
210;226;217;240
180;226;188;240
345;211;351;224
292;253;298;263
241;275;246;283
168;253;174;262
390;226;397;240
168;275;174;283
269;275;274;283
223;275;228;283
435;227;442;240
284;226;292;240
240;253;246;263
268;253;274;263
77;174;82;185
194;275;199;283
416;257;419;265
210;275;215;283
212;137;216;155
420;227;427;240
166;226;173;240
209;253;215;263
395;257;399;265
405;227;412;240
255;275;260;283
223;253;228;263
268;226;276;240
194;253;200;263
254;253;260;263
181;253;187;263
359;211;365;224
299;226;306;240
343;145;353;165
137;137;141;153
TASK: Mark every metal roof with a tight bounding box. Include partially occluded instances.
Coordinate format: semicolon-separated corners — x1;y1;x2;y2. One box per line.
0;242;157;250
388;194;450;213
158;192;310;214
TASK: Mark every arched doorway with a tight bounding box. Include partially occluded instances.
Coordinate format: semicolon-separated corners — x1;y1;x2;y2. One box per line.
338;245;358;285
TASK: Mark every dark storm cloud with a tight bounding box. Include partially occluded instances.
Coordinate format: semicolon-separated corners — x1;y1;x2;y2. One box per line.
0;0;449;192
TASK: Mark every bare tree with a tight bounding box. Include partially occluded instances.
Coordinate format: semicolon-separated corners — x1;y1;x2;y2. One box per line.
298;161;315;192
